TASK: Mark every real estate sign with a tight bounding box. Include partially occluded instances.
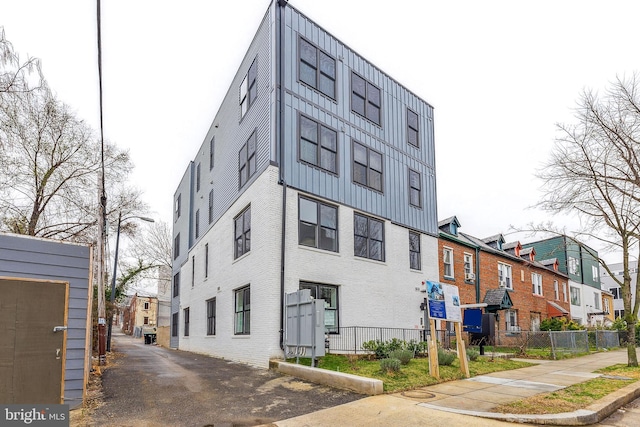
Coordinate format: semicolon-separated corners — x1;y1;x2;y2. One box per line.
426;281;462;322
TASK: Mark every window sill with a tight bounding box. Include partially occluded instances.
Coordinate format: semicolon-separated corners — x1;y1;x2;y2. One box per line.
354;255;386;266
299;245;341;257
443;276;455;282
232;251;251;264
232;335;251;339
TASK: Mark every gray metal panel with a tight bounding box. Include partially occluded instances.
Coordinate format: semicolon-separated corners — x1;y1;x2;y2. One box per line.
0;233;91;409
281;6;437;235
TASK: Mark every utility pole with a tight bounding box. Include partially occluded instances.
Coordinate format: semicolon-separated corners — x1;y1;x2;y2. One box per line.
97;172;107;365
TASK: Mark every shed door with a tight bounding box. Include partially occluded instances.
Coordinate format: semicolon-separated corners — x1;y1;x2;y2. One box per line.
0;278;68;403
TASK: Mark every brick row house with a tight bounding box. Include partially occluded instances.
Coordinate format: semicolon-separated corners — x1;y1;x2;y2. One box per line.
171;0;439;368
438;216;572;334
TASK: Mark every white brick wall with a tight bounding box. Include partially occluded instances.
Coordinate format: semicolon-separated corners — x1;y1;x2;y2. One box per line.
178;165;439;368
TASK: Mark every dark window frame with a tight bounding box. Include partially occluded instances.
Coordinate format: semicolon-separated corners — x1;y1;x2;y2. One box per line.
409;231;421;270
234;286;251;335
174;194;181;222
183;307;190;337
298;113;338;175
298;36;336;100
239;130;257;189
350;71;382;126
191;255;195;287
206;298;216;336
171;312;178;337
408;168;422;208
195;209;200;239
298;196;338;252
205;243;209;279
407;108;419;148
173;272;180;297
209;136;215;170
352;140;383;193
173;233;180;260
240;57;257;118
300;281;339;333
208;189;214;224
234;206;251;259
196;162;201;192
353;213;385;262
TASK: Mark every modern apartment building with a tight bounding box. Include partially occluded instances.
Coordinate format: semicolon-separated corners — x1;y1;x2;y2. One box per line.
523;236;603;326
171;0;439;367
600;262;638;321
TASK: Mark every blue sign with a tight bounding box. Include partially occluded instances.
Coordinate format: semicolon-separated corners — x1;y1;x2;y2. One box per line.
463;308;483;333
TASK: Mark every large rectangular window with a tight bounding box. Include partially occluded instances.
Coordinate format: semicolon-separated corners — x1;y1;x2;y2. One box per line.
301;282;338;333
206;298;216;336
234;286;250;335
171;312;178;337
409;169;421;208
240;57;257;117
568;256;580;275
532;273;543;296
354;213;384;261
183;307;190;337
353;141;383;192
498;263;513;289
298;37;336;99
234;206;251;259
351;72;381;125
505;309;519;332
174;194;181;221
407;108;419;147
299;115;337;174
298;197;338;252
409;231;421;270
173;233;180;260
570;286;581;305
239;131;257;188
554;280;559;300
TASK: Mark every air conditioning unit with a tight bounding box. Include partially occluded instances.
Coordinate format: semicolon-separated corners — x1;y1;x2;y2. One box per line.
465;273;476;281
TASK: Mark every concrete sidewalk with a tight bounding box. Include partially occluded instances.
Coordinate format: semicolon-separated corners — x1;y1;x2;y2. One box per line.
270;349;640;426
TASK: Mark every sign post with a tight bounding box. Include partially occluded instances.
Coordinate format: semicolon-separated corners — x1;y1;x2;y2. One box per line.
425;281;466;378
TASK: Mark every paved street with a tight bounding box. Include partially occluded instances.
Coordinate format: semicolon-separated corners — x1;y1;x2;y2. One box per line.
88;331;363;426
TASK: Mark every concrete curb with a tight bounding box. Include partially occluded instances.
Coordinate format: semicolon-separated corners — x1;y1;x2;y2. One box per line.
419;380;640;426
269;360;383;395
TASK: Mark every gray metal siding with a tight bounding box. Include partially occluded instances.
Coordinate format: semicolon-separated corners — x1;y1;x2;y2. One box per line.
0;233;91;409
281;6;437;235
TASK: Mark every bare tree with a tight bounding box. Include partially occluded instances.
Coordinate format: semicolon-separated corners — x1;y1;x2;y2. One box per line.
0;27;45;95
0;86;148;242
537;74;640;366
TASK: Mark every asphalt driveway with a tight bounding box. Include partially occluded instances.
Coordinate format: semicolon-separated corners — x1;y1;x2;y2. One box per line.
89;331;363;427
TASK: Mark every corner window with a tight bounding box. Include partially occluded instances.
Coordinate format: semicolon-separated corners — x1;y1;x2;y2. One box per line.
234;206;251;259
301;282;338;333
206;298;216;336
173;233;180;260
183;307;190;337
234;286;250;335
498;263;513;289
443;247;454;278
409;169;421;208
171;312;178;337
239;131;257;188
407;108;419;147
532;273;543;296
298;37;336;99
353;141;383;192
354;213;384;261
409;231;421;270
240;57;257;118
351;72;381;125
173;272;180;297
299;114;338;174
298;197;338;252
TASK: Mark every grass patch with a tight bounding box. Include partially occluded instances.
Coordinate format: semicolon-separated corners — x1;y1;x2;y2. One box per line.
288;354;533;393
494;364;640;414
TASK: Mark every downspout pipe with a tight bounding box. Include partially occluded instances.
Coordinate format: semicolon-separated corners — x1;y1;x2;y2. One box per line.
277;0;288;350
475;246;481;304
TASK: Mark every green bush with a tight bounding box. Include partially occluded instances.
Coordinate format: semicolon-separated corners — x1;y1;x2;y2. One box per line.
362;338;413;359
407;339;429;356
437;348;456;366
380;358;401;373
389;349;413;365
466;348;480;361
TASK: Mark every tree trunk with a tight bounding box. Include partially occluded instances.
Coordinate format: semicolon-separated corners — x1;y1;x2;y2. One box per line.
626;321;638;367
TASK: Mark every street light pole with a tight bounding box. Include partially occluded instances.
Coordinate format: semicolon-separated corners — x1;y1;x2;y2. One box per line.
106;212;155;352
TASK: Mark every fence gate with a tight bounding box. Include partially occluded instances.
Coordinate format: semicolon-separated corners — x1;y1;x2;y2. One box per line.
0;278;68;403
284;290;325;364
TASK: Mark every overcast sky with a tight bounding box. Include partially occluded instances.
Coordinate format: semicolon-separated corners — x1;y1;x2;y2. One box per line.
2;0;639;261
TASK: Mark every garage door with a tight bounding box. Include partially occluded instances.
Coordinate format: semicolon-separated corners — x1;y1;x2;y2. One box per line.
0;278;68;404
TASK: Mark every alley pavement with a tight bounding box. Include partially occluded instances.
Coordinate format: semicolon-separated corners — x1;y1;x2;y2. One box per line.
268;348;640;426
